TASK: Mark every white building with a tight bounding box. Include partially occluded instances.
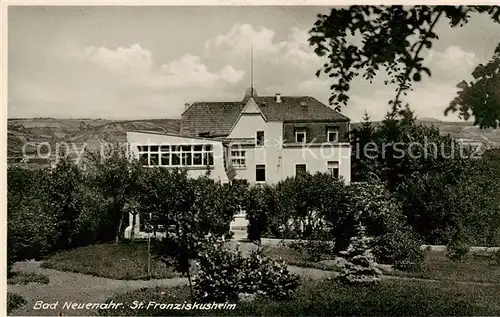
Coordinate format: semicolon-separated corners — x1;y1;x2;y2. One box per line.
124;88;351;238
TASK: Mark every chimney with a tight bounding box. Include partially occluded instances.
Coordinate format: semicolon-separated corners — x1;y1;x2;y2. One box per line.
275;93;282;103
184;103;190;111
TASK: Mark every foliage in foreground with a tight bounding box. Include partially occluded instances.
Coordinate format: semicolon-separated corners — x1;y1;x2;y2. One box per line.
309;6;500;128
7;293;27;313
193;236;300;303
99;278;500;316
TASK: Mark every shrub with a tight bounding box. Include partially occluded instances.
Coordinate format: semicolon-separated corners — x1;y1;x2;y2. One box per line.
338;182;424;270
374;228;424;271
7;293;27;313
244;184;277;241
288;240;334;262
193;235;300;303
241;248;300;301
8;194;57;263
494;250;500;265
7;167;55;269
245;172;347;241
397;159;500;246
73;183;113;246
193;237;245;302
447;238;471;262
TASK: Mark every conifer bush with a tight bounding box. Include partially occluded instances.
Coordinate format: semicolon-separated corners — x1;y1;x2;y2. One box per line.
337;224;382;285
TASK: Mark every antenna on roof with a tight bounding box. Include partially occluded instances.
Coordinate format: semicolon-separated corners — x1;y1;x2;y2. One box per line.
250;43;254;97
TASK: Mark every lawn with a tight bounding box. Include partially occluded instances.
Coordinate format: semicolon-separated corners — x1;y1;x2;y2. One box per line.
41;242;178;280
394;251;500;283
99;278;500;316
262;245;340;271
7;271;49;285
264;245;500;283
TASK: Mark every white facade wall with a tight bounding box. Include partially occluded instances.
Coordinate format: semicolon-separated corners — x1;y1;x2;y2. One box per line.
228;114;283;183
281;145;351;183
227;113;351;184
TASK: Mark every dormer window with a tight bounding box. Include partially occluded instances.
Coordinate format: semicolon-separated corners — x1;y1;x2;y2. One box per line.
327;127;339;143
295;128;306;143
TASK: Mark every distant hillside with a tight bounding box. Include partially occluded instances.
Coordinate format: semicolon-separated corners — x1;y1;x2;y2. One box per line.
351;119;500;148
7;118;113;158
67;119;181;153
7;118;181;159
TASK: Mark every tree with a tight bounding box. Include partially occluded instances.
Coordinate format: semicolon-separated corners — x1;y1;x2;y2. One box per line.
397;159;500;245
44;156;85;251
350;107;465;190
139;169;240;302
309;5;500;126
350;111;377;182
90;146;144;243
446;43;500;128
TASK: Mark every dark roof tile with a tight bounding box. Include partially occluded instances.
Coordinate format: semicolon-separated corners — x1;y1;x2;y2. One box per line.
181;96;349;137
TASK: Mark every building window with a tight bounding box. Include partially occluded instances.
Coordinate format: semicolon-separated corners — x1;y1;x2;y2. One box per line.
137;144;214;167
230;149;246;168
295;164;307;176
328;128;339;142
256;131;265;147
295;128;306;143
256;164;266;182
327;161;339;178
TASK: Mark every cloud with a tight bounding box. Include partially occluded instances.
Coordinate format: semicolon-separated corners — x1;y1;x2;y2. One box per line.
219;65;245;84
205;23;281;55
424;45;479;81
160;54;220;87
205;24;321;71
81;44;245;91
83;44;153;74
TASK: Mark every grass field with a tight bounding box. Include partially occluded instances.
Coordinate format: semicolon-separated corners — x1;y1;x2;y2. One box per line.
99;278;500;316
41;242;178;280
265;245;500;283
395;251;500;283
7;272;50;285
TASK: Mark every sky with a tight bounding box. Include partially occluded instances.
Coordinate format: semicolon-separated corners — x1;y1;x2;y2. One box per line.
8;6;500;122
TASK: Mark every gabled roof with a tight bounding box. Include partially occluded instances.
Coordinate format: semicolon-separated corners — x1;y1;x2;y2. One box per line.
181;95;350;137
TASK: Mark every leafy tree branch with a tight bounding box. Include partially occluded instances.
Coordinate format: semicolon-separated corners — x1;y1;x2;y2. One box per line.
309;5;500;124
